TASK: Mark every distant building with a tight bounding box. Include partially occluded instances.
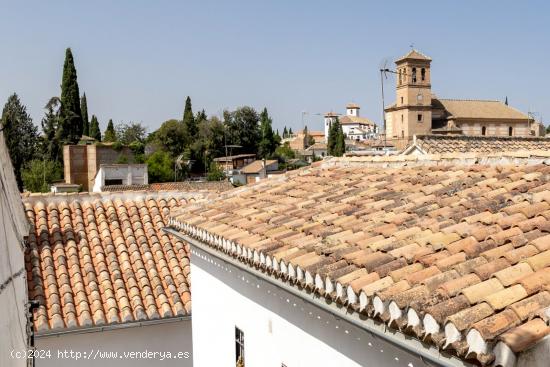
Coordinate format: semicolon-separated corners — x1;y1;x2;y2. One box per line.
231;159;279;185
50;182;81;193
324;104;378;142
385;49;535;149
213;154;256;175
92;163;148;192
63;143;137;191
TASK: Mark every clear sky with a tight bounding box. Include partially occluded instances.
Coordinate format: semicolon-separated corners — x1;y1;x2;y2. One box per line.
1;0;549;134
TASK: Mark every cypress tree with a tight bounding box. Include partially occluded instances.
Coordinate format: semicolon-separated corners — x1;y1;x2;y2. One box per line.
89;115;101;141
328;117;345;157
104;119;116;142
59;48;83;144
182;96;197;143
258;107;277;159
81;93;89;136
1;94;40;190
289;127;293;136
41;97;62;163
283;126;288;139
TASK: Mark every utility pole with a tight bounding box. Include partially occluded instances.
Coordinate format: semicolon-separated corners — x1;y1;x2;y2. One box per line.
380;69;388;151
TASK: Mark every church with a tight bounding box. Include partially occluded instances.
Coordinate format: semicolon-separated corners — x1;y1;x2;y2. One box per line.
384;50;539;149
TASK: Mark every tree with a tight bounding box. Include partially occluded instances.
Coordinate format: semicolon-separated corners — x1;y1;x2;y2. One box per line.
182;96;197;144
258;107;278;158
58;48;83;144
150;119;186;157
89;115;101;141
104;119;117;142
115;122;147;144
1;94;40;190
206;161;225;181
146;150;174;182
81;93;89;136
303;125;315;148
283;126;288;139
41;97;62;163
225;106;260;154
327;117;345;157
274;142;296;162
288;127;293;136
21;159;63;192
195;109;207;123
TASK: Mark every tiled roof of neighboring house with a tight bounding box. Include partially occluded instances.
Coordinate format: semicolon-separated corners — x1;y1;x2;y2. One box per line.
339;115;377;126
306;142;327;151
395;49;432;63
409;135;550;154
24;192;200;333
240;160;278;174
346;103;360;109
101;181;233;193
170;152;550;365
434;99;529;120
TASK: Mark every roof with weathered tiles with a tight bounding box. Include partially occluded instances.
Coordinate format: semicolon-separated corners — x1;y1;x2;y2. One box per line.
25;192;200;333
435;99;528;120
409;135;550;155
170;152;550;365
101;181;233;193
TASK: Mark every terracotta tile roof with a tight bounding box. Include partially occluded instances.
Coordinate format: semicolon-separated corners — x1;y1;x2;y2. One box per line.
395;49;432;63
240;160;278;174
339;115;377;126
411;135;550;154
101;181;233;193
435;98;529;120
25;193;195;333
170;152;550;365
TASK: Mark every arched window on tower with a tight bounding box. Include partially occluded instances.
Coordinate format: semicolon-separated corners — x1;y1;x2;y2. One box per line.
509;126;513;136
481;126;487;136
412;68;417;83
421;68;426;81
398;70;402;85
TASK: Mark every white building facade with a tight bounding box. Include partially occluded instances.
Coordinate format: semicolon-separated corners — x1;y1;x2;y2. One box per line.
35;319;192;367
324;104;378;142
92;164;148;192
187;242;435;367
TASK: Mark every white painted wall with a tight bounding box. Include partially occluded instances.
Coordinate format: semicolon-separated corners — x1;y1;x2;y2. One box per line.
35;319;192;367
191;247;430;367
93;164;148;192
0;131;30;367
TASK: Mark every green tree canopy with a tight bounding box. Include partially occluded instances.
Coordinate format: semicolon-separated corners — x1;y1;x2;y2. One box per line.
58;48;83;144
327;117;345;156
225;106;260;154
21;159;63;192
146;150;174;183
258;107;278;158
206;161;225;181
103;119;117;142
115;122;147;144
182;96;197;144
1;94;40;190
150;119;186;157
41;97;62;163
89;115;101;141
283;126;288;139
81;93;89;136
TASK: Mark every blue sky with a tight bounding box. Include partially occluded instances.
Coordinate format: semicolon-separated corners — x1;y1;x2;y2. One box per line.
1;0;549;134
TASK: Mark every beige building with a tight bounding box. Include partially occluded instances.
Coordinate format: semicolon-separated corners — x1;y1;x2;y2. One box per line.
63;143;137;191
385;50;535;149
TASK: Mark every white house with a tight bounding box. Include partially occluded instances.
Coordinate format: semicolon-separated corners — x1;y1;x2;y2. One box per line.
24;193;195;367
231;159;279;185
92;164;148;192
0;129;30;367
324;104;378;142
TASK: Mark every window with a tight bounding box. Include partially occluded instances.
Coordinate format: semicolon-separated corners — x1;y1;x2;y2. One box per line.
417;114;423;122
401;114;404;122
235;327;245;366
401;97;404;104
509;126;513;136
481;126;487;136
105;179;123;186
421;68;426;81
412;67;417;83
401;130;404;138
398;70;402;85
